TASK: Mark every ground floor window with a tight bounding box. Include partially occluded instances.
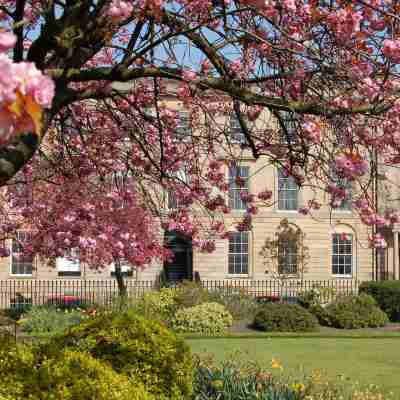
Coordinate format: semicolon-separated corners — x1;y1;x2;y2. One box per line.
228;231;249;275
278;239;298;275
332;233;352;276
11;231;33;276
56;248;81;277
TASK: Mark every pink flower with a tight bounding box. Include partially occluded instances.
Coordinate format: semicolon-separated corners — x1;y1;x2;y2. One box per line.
0;32;16;53
107;0;133;23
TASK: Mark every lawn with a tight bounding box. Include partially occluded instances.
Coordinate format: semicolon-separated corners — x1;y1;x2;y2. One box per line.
188;337;400;395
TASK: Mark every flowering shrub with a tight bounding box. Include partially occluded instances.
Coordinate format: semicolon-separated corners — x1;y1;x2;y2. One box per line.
253;303;318;332
41;310;192;400
323;294;389;329
135;287;178;321
171;302;233;335
20;306;88;336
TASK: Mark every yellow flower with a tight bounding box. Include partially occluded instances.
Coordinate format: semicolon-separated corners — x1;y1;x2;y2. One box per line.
271;358;283;370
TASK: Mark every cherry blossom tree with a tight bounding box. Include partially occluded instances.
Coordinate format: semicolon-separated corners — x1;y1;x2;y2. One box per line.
1;1;400;289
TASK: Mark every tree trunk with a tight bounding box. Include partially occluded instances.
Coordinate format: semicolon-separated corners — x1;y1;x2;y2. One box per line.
113;257;127;297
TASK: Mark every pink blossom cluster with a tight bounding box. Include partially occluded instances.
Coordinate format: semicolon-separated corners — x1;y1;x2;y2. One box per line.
382;39;400;63
334;153;368;180
368;233;387;249
301;120;322;143
0;31;54;143
107;0;134;23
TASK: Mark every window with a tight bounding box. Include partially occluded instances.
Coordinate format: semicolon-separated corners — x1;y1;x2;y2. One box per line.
330;164;352;211
279;111;297;143
278;169;298;210
229;114;246;144
110;260;133;277
56;248;81;277
176;111;191;140
278;240;298;275
332;234;352;276
168;169;189;209
11;231;33;276
229;166;249;210
228;231;249;275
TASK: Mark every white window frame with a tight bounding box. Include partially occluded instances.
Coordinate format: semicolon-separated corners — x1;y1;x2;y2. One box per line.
228;231;249;276
10;231;33;277
109;259;133;277
279;111;297;144
167;169;190;210
331;233;353;277
229;114;247;144
277;168;299;211
175;111;191;141
228;166;250;211
56;248;81;277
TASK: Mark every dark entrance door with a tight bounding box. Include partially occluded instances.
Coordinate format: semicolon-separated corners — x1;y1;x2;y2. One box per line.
164;231;193;283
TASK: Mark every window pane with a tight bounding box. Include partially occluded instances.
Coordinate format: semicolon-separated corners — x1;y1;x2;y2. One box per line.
230;115;246;144
11;232;33;276
229;166;249;210
228;232;249;275
331;234;352;276
278;169;298;210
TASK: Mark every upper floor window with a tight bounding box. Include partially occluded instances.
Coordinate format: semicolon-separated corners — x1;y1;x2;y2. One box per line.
330;164;352;211
279;111;297;143
278;169;298;210
110;259;133;277
229;114;246;144
168;168;190;210
229;166;249;210
228;231;249;275
11;231;33;276
176;111;191;140
332;233;352;276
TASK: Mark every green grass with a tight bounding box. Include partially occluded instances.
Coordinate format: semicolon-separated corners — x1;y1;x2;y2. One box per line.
188;337;400;395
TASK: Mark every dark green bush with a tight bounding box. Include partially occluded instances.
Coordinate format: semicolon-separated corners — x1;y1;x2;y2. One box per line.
359;280;400;322
41;310;192;400
323;293;389;329
253;303;318;332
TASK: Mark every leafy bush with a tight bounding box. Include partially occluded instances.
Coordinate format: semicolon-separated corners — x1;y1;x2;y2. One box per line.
0;339;153;400
42;310;192;400
135;287;178;321
171;302;233;335
359;281;400;322
253;303;318;332
34;350;153;400
175;280;209;308
208;288;259;321
323;294;389;329
20;306;87;336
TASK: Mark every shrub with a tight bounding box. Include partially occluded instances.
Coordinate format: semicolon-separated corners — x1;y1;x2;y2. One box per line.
20;306;87;336
171;302;233;335
359;281;400;322
323;294;389;329
207;288;259;321
253;303;318;332
34;350;153;400
175;280;209;308
135;287;178;321
0;341;153;400
42;310;192;400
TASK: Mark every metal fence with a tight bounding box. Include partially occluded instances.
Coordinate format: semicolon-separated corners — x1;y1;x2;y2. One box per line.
0;279;360;309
